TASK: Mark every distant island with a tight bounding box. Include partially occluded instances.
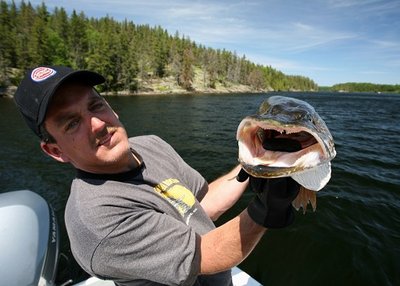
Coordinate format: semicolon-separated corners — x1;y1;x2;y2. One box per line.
321;83;400;94
0;2;398;97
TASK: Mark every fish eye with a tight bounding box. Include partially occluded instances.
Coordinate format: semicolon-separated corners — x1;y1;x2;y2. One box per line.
270;106;283;115
304;114;313;122
291;111;304;120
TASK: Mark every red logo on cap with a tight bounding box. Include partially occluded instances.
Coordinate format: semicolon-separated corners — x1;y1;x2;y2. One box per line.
31;67;57;82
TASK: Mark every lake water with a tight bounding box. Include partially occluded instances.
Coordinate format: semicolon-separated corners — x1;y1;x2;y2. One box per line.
1;92;399;285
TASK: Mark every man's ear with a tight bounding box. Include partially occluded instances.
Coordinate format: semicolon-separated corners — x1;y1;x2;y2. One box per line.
40;142;70;163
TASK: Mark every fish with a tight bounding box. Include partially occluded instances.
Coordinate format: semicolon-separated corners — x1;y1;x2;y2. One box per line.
236;96;336;213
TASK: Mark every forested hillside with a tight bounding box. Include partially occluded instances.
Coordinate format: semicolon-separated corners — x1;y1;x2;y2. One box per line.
331;82;400;93
0;1;318;93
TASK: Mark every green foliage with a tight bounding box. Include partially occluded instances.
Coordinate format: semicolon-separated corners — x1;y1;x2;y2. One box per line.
178;48;194;91
331;82;400;93
0;1;319;92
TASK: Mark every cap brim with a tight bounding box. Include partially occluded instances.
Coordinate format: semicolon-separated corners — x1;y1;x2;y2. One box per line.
37;70;105;127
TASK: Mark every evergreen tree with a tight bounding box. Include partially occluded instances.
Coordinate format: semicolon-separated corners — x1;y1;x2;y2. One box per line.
179;48;194;90
69;10;88;68
48;7;70;65
0;1;12;85
15;1;36;70
203;48;218;88
152;26;169;77
31;3;52;65
119;20;139;92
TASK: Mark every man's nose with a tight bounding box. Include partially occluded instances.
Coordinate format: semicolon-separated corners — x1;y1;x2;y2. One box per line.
91;116;106;132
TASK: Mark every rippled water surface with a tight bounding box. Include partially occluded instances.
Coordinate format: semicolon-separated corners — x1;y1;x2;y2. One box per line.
1;92;399;285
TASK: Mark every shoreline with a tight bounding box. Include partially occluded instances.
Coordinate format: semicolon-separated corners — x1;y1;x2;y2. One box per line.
0;85;269;98
3;85;396;98
100;88;269;97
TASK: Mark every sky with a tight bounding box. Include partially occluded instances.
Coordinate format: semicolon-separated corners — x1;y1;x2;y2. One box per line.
24;0;400;86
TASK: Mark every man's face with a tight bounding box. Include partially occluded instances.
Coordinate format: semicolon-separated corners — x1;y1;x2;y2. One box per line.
42;83;135;173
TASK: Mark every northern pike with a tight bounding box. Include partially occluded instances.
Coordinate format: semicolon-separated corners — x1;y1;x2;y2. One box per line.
236;96;336;213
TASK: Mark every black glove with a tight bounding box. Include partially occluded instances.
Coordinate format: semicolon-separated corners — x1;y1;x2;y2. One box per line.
236;169;300;228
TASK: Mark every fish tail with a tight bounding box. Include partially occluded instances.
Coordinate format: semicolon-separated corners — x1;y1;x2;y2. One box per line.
292;186;317;214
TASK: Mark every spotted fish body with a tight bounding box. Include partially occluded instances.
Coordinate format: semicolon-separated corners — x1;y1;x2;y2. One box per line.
237;96;336;213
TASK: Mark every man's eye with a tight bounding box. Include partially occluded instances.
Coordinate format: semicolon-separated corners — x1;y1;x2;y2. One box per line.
65;119;80;131
91;102;105;111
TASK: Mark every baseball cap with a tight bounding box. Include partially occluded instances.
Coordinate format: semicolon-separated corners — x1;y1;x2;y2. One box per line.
14;66;105;139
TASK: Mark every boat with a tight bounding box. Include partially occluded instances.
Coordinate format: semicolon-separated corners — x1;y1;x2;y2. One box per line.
0;190;261;286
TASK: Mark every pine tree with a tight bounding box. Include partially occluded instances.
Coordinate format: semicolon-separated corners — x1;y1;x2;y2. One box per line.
152;27;169;78
15;1;36;70
179;48;194;90
69;10;88;68
31;3;52;65
119;20;139;92
48;7;70;65
0;1;12;85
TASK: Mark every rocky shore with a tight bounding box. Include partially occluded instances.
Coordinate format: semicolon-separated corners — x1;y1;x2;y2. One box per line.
0;69;269;98
1;79;266;98
0;86;16;98
101;73;269;96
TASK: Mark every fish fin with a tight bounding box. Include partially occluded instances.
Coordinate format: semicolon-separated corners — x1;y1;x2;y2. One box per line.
292;186;317;214
291;162;331;191
309;188;317;212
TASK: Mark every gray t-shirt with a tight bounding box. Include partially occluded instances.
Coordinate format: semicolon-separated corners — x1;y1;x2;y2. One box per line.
65;135;232;286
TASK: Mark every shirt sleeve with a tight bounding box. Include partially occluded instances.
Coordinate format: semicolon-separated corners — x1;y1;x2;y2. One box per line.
90;206;200;286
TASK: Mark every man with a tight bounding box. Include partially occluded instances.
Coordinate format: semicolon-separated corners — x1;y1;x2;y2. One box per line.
14;66;300;286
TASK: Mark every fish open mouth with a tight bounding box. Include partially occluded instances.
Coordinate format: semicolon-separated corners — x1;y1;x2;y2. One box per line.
237;96;336;204
258;129;318;153
237;119;327;171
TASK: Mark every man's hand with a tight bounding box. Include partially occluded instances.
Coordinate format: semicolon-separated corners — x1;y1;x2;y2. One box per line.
237;169;300;228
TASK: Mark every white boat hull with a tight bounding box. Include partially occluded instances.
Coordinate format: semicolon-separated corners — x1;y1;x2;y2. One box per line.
73;266;261;286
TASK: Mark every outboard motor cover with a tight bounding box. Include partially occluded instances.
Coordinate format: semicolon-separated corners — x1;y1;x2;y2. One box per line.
0;190;59;286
